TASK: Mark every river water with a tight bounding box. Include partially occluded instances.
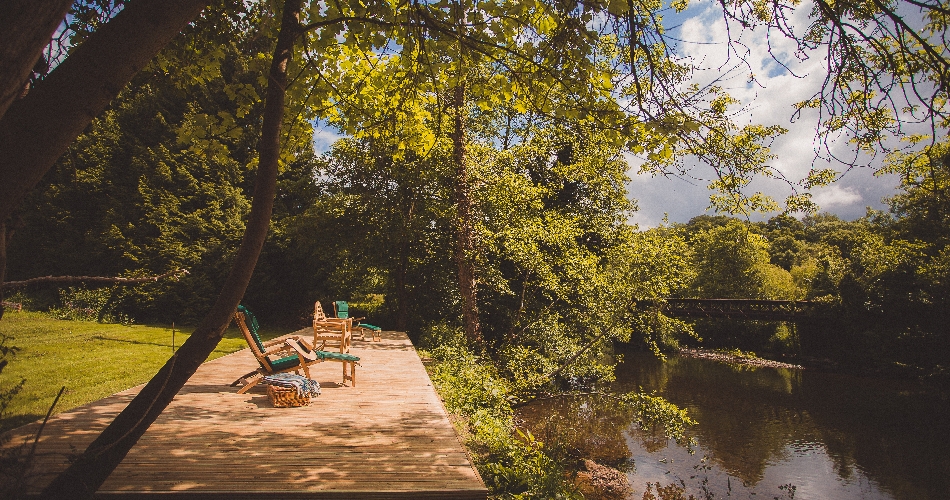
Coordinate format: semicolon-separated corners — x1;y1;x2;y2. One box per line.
517;352;950;499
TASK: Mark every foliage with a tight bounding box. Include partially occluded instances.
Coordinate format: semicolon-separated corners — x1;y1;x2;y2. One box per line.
285;137;459;332
625;225;699;353
4;0;950;490
620;392;696;447
7;0;313;325
626;210;950;380
425;341;696;499
425;343;580;499
0;335;25;424
628;225;696;299
47;287;132;325
717;0;950;164
688;219;799;301
881;136;950;246
474;126;637;387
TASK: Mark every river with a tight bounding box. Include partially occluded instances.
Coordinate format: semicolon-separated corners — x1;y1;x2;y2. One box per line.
517;351;950;499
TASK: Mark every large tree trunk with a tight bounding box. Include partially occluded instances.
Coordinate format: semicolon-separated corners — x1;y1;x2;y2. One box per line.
0;0;72;121
393;198;415;331
0;0;72;320
0;0;213;232
0;221;8;320
38;1;302;497
451;82;484;350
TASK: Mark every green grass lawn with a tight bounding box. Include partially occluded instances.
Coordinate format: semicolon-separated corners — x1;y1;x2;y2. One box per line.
0;311;290;434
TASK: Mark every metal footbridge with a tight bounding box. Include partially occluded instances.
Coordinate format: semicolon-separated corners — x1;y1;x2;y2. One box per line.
633;298;821;321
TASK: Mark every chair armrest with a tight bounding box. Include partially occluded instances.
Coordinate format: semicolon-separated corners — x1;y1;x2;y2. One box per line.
317;317;350;325
261;333;299;347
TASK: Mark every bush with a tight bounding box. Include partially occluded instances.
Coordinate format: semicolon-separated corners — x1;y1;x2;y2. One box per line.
425;341;697;499
425;344;580;499
47;287;133;325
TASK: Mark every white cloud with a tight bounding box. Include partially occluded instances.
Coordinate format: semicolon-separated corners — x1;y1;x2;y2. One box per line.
809;185;863;207
624;0;901;223
312;124;342;154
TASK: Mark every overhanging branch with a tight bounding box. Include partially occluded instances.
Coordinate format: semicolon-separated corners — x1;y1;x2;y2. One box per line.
1;269;189;290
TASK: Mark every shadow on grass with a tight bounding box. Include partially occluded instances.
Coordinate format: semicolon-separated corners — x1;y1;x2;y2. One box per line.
91;327;248;345
91;335;174;349
0;413;43;435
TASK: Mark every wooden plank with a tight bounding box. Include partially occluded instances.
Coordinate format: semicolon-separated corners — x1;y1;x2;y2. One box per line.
3;330;487;499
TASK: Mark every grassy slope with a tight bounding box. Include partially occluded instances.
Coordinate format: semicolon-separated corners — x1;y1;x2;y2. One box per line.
0;311;289;433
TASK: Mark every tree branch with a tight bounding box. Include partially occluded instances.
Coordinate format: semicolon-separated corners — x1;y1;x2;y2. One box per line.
1;269;190;291
39;1;302;497
0;0;72;121
0;0;213;227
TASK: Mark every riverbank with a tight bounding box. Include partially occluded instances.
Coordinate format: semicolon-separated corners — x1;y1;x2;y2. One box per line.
677;348;804;369
676;347;949;390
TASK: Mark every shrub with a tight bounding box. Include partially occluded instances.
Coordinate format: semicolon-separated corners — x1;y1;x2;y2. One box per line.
426;344;580;499
48;287;133;325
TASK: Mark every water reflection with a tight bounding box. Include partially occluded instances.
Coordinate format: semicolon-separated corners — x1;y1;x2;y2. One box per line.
517;352;950;499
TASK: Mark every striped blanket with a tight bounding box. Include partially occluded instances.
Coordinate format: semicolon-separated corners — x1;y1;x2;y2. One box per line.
261;373;321;398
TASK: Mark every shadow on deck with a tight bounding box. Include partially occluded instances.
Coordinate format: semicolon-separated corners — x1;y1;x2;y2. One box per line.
3;330;487;499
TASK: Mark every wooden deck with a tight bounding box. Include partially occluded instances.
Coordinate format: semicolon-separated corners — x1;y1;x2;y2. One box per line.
4;330;488;499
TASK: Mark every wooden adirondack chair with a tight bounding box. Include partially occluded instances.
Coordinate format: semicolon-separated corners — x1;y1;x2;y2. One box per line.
313;301;355;383
334;300;382;341
313;300;351;352
232;306;322;394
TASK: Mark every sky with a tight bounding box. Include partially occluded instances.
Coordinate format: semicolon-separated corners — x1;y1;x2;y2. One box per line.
625;0;902;227
313;0;904;227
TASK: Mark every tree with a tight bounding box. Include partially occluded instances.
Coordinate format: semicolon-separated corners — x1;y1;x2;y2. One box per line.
284;137;459;332
0;0;215;319
882;138;950;246
474;125;638;387
6;1;304;324
715;0;949;167
689;219;797;300
38;1;302;496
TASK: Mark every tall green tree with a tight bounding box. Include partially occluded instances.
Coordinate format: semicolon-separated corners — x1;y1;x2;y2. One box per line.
689;219;798;300
39;1;303;496
474;126;638;387
7;2;288;322
282;137;459;331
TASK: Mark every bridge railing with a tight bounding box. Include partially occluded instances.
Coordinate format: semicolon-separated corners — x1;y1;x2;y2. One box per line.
633;298;821;321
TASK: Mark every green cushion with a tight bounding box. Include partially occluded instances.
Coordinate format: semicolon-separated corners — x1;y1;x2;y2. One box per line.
316;351;360;362
359;323;381;331
334;301;349;319
269;355;301;371
237;305;266;353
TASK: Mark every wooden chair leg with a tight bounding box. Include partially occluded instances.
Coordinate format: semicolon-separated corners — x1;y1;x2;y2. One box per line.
237;373;264;394
231;370;261;387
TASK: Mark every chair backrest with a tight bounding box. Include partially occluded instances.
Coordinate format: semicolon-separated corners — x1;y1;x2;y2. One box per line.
314;301;328;321
334;301;349;319
235;306;270;370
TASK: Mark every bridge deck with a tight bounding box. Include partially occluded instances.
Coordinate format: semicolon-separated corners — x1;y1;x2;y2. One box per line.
4;330;487;499
637;298;819;321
